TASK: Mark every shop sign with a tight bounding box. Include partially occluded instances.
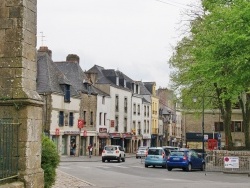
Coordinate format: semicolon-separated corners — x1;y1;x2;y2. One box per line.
78;119;84;129
64;131;80;135
99;128;107;133
55;128;60;135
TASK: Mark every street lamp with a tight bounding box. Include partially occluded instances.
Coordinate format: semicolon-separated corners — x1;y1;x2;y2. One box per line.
193;96;205;158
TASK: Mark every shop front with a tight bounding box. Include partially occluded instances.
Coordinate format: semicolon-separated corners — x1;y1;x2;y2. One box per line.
122;133;132;153
98;128;109;155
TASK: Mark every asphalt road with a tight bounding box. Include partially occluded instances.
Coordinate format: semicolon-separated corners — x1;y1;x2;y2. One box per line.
57;157;250;188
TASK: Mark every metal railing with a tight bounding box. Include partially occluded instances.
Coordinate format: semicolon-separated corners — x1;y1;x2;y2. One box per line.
0;119;20;181
205;154;250;173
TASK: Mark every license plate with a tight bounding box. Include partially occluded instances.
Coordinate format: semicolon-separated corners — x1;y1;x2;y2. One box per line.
173;158;180;160
107;151;113;154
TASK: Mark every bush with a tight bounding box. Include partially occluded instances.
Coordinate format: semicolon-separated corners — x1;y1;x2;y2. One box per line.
41;135;60;188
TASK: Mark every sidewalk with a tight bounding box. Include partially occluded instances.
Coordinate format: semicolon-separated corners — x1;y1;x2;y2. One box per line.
60;153;136;162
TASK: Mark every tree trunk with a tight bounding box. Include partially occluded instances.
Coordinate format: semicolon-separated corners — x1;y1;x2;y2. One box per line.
239;93;250;149
223;99;233;150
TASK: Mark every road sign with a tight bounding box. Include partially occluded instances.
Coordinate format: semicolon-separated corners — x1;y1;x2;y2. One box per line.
204;134;208;141
224;156;239;168
217;133;221;140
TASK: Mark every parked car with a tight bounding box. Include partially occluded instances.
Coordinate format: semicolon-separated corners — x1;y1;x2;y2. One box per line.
144;147;167;168
102;145;125;163
136;146;148;158
166;148;205;171
162;146;180;157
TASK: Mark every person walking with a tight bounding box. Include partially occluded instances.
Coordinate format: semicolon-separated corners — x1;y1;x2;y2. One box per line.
88;144;93;158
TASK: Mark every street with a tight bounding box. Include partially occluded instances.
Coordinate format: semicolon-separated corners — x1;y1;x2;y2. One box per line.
55;156;250;188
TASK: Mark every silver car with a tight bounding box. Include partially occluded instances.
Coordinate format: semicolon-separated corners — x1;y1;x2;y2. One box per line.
136;146;148;158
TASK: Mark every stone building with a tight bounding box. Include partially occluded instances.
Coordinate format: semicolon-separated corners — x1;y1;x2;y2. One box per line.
0;0;44;187
182;109;246;151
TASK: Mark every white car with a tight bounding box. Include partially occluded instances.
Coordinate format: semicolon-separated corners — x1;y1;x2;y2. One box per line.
102;145;125;163
136;146;148;158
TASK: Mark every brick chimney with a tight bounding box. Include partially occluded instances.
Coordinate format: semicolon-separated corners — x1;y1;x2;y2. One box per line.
66;54;80;64
38;46;52;58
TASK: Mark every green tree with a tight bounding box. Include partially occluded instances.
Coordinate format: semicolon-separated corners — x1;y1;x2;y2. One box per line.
169;0;250;149
42;135;60;188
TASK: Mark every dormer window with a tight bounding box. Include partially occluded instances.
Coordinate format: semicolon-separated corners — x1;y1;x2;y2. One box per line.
64;84;70;102
116;76;119;86
124;79;126;87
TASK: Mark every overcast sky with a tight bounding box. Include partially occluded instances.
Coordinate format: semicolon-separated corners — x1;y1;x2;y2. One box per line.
37;0;201;89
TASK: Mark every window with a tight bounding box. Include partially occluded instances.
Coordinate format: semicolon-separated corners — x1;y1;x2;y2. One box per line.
124;97;127;113
102;96;105;104
104;113;107;126
115;95;119;112
133;103;136;115
69;112;74;127
231;121;242;132
137;104;140;115
83;111;86;124
214;122;223;132
99;112;102;125
115;116;119;131
124;118;127;132
144;105;146;116
147;106;149;117
90;111;93;125
59;111;64;126
64;84;70;102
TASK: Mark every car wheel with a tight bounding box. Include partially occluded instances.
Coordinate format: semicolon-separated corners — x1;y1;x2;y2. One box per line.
145;164;148;168
102;158;105;163
107;160;110;162
162;164;167;168
167;167;172;171
122;157;125;162
136;156;138;159
201;163;205;171
117;156;121;163
186;163;192;172
152;165;155;168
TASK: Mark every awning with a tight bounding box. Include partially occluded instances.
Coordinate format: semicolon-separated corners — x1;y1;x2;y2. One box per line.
109;133;121;139
98;133;109;138
122;133;132;139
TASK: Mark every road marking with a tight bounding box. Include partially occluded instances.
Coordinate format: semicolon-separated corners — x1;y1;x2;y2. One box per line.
115;166;129;168
131;165;144;168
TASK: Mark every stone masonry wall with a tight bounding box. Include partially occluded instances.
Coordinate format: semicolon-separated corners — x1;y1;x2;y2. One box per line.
0;0;44;187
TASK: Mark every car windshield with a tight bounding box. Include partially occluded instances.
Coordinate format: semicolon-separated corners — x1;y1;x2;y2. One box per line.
105;146;117;151
148;149;162;155
170;151;185;156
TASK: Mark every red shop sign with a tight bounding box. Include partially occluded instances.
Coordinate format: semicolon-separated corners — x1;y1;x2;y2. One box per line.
55;128;60;136
78;119;84;129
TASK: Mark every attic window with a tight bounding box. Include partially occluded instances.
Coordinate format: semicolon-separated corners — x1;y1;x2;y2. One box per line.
64;84;70;102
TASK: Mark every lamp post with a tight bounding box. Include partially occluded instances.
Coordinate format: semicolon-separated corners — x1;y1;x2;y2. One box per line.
193;96;205;158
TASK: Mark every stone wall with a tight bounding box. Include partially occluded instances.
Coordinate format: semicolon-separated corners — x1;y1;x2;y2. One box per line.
0;0;44;187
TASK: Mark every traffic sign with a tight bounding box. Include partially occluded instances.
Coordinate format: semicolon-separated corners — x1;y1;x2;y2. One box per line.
204;134;208;141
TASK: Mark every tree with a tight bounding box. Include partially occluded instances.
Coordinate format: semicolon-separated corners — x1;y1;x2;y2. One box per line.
169;0;250;149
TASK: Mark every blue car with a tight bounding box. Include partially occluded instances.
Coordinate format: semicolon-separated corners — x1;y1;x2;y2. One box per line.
166;148;205;171
145;147;167;168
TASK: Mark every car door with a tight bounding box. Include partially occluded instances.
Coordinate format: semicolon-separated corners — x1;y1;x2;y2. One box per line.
190;151;202;168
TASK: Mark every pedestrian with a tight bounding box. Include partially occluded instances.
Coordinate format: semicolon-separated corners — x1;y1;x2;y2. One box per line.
88;144;93;158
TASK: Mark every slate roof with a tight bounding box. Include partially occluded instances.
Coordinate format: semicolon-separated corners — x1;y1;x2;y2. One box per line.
36;51;79;97
87;65;134;92
143;82;155;94
54;62;109;96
